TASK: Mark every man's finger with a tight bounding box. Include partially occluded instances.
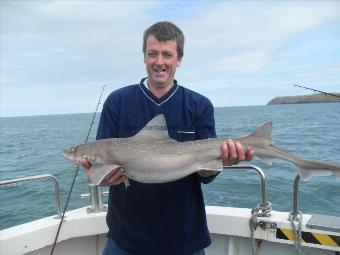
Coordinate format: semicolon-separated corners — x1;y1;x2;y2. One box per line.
111;176;128;186
103;167;124;182
221;141;229;162
76;158;92;169
198;170;219;178
227;139;237;161
235;141;245;161
245;146;254;161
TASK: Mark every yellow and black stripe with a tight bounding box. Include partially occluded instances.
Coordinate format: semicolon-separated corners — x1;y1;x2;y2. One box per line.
276;228;340;247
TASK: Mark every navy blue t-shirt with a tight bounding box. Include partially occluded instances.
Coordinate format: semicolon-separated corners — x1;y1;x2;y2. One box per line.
97;78;217;255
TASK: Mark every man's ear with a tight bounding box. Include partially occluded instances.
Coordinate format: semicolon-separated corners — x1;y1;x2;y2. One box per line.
176;58;182;67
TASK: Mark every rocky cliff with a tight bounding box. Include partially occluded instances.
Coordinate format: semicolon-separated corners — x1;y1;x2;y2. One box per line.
267;93;340;105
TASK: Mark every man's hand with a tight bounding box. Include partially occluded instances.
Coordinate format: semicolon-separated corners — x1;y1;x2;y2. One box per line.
198;169;219;177
197;139;254;178
221;139;254;166
75;158;92;179
76;158;127;186
100;167;128;186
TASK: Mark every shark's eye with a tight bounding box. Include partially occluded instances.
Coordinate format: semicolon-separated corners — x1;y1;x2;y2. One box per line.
70;147;77;153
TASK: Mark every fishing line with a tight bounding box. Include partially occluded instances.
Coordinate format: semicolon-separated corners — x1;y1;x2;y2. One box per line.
49;85;106;255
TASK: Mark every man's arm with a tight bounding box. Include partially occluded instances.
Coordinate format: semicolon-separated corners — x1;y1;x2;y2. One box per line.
195;101;254;180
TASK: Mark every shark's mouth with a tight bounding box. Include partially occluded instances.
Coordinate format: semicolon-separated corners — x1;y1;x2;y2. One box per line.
62;146;78;161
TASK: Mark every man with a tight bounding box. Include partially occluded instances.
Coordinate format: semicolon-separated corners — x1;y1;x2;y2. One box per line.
80;21;253;255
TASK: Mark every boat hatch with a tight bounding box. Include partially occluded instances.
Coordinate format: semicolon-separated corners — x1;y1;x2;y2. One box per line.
307;214;340;233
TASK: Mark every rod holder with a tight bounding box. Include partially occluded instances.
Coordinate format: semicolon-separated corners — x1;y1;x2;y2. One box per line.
81;184;107;213
290;174;301;221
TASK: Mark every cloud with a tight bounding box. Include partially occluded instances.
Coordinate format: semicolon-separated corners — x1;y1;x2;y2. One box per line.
179;1;340;79
1;1;339;116
1;1;163;86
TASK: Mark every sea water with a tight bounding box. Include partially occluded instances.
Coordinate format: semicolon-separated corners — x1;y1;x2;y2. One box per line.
0;103;339;229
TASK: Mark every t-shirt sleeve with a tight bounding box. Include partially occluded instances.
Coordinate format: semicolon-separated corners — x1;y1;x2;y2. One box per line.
195;102;216;140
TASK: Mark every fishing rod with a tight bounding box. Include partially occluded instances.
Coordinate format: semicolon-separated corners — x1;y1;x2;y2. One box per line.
50;84;106;255
294;84;340;99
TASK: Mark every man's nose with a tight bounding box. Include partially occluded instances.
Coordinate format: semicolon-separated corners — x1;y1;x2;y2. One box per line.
155;54;164;65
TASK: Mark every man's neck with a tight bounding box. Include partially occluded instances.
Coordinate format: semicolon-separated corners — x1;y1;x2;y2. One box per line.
146;79;174;98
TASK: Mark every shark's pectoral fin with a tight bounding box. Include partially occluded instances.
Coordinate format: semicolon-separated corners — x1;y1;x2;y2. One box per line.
297;167;333;180
258;156;274;166
335;172;340;179
90;163;122;185
199;160;223;171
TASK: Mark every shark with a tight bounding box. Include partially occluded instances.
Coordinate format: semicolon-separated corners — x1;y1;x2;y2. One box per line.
62;114;340;185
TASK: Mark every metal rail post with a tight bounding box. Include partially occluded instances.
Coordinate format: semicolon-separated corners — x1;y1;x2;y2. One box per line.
291;174;301;221
81;184;107;213
223;165;271;212
0;174;62;218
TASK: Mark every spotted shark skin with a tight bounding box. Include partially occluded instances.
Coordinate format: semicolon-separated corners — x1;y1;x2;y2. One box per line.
63;114;340;185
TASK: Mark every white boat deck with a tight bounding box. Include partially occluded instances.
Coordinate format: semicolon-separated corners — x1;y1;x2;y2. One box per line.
1;205;339;255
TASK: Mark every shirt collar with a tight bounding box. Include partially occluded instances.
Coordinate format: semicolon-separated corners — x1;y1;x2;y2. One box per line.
139;77;180;107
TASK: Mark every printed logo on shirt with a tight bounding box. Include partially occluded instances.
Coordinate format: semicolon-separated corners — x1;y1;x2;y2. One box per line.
143;125;168;131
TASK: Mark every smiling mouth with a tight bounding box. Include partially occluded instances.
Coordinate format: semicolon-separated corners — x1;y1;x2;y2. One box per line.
153;66;166;73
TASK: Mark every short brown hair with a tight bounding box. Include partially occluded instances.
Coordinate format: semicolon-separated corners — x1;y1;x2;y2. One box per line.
143;21;184;59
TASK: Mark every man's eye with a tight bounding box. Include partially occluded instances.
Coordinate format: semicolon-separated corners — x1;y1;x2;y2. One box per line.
163;53;172;58
148;52;157;57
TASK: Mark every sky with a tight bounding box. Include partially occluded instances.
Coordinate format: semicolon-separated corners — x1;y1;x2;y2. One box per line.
1;0;339;117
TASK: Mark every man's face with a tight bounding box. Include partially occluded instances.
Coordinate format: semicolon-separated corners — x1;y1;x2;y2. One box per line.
144;35;182;89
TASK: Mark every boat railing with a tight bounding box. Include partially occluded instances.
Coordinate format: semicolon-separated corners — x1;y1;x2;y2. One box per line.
80;165;271;215
0;174;62;218
223;165;272;255
223;164;271;214
0;166;270;219
80;184;108;213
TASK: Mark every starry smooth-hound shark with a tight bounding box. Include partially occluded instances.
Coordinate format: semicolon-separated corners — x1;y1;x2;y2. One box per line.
63;114;340;185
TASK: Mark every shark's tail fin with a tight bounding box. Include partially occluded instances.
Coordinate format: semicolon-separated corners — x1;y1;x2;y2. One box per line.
247;122;340;181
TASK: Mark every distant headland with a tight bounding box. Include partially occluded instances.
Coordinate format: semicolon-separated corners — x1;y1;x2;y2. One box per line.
267;93;340;105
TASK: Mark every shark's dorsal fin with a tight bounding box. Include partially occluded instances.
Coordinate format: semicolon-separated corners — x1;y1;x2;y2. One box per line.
249;122;272;141
132;114;176;142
